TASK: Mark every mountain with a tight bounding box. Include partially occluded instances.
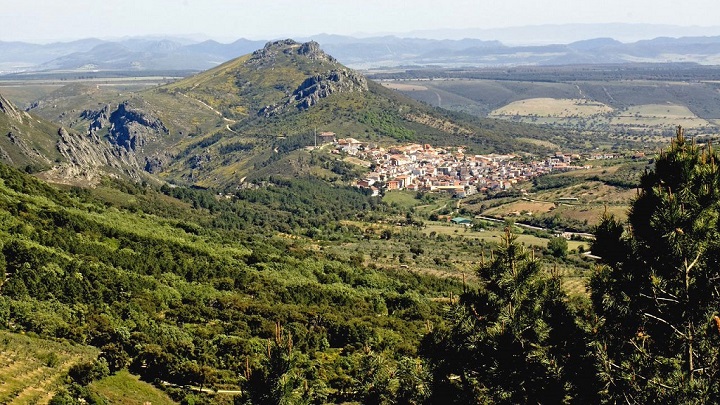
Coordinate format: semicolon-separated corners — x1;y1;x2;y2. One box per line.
403;23;720;45
0;38;105;71
20;39;557;189
7;31;720;73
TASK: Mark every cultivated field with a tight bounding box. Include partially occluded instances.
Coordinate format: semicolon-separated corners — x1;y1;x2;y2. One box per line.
380;82;429;91
490;98;614;118
610;104;715;131
0;331;98;404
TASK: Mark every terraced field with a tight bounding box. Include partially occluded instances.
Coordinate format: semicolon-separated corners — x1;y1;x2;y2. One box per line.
0;331;98;404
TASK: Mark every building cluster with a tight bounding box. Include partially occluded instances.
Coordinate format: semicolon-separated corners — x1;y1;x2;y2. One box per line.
318;133;585;197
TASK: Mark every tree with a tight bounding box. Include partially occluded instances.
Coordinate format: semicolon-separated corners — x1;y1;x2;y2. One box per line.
591;126;720;403
422;229;597;404
242;322;304;405
547;236;568;258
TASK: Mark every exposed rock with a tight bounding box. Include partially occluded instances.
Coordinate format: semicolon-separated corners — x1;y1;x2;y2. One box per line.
250;39;336;66
295;69;368;109
81;105;112;133
259;68;368;116
144;153;173;173
103;102;168;152
188;153;211;169
297;41;335;62
0;93;29;122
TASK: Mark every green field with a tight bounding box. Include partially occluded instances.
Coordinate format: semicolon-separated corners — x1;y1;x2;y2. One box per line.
90;370;177;405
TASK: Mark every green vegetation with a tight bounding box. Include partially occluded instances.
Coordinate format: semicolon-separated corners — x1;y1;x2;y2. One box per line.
14;41;564;190
423;230;598;403
4;38;720;403
0;161;466;403
89;370;176;405
591;127;720;402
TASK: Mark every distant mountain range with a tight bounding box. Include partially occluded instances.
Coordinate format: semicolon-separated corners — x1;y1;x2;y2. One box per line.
4;24;720;73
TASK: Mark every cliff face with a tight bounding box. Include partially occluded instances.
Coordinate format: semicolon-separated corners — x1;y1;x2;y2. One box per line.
83;102;168;152
294;69;368;110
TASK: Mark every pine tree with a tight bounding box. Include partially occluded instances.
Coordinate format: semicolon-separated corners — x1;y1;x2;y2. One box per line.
422;229;597;404
241;322;304;405
591;126;720;403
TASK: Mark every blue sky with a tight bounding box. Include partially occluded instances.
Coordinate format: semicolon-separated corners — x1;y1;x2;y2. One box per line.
2;0;719;43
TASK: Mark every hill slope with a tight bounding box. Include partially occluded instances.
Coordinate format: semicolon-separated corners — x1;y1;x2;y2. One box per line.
23;40;557;189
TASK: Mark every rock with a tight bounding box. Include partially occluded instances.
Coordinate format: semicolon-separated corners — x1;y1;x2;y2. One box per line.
106;102;168;152
144;153;173;173
0;93;29;122
259;68;368;116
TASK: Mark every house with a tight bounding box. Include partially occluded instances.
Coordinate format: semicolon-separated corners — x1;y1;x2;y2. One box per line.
318;131;336;144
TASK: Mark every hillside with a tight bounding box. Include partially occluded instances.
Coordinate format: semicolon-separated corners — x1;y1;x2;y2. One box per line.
21;39;559;189
0;93;64;171
0;153;472;403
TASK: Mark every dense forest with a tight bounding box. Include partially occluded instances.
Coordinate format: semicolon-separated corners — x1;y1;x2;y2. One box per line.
1;127;719;403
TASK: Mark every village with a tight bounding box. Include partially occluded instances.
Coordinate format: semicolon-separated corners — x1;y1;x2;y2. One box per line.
315;131;588;197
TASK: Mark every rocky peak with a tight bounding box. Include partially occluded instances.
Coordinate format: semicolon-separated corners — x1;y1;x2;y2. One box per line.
298;41;334;62
250;39;336;64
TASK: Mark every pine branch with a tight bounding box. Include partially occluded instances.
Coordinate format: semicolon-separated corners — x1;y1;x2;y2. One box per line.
639;293;680;304
642;312;688;339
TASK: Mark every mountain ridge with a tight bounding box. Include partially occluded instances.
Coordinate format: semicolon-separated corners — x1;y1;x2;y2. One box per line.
5;29;720;73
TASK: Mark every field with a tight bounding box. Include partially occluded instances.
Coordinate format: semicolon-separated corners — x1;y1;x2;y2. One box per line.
490;98;614;118
0;77;173;108
380;82;430;91
610;104;715;131
0;330;98;404
90;370;177;405
383;73;720;141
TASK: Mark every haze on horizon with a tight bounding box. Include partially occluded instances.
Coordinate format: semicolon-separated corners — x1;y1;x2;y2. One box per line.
2;0;720;44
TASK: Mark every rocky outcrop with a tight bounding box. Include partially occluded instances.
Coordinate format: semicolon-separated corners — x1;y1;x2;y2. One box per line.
260;69;368;116
0;94;29;123
48;126;147;184
297;41;335;62
251;39;334;61
0;145;11;164
106;102;168;152
144;153;173;173
294;69;368;109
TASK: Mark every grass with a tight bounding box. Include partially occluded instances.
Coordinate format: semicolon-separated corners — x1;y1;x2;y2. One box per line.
0;330;98;405
610;104;714;130
90;370;177;405
383;191;422;209
490;98;613;118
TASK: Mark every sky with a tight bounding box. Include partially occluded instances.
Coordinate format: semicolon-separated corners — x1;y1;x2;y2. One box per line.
2;0;720;43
